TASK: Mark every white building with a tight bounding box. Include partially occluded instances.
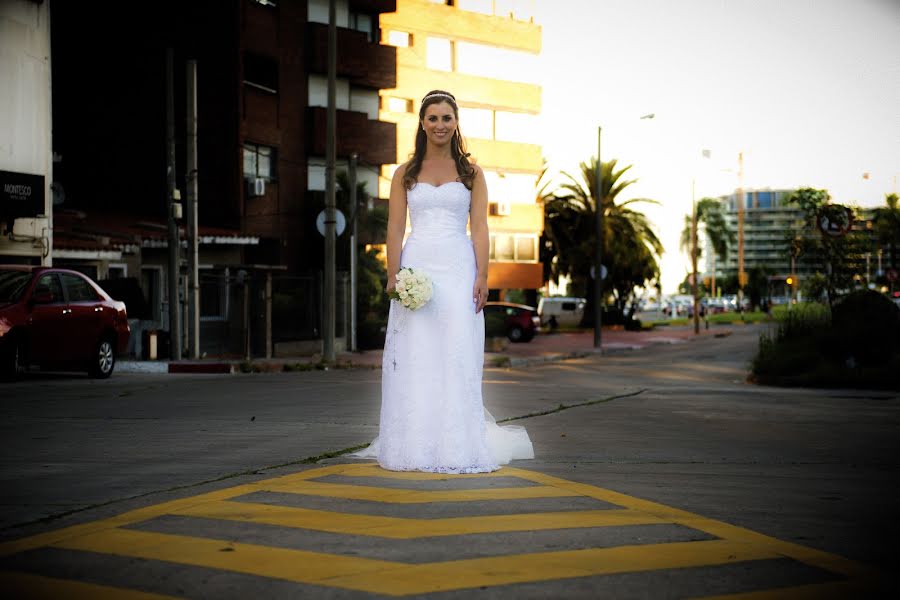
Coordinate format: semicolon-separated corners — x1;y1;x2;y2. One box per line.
0;0;53;265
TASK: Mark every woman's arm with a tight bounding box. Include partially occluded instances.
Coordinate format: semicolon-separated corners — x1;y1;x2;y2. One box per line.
385;164;409;293
470;166;490;313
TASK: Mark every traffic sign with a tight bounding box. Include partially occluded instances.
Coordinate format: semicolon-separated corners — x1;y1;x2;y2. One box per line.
817;206;853;238
316;209;346;237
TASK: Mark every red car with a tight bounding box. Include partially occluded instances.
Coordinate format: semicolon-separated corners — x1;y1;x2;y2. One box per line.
483;301;539;343
0;266;130;378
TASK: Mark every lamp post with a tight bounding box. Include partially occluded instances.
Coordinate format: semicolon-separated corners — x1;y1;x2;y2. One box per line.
594;113;655;349
593;126;603;349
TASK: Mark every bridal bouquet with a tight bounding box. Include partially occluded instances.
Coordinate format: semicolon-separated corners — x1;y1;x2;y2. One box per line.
389;267;433;310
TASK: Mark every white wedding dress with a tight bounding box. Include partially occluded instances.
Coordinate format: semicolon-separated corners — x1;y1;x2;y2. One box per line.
353;181;534;473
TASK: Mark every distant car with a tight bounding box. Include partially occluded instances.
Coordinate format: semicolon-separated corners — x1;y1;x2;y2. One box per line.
537;296;586;327
0;266;130;379
483;302;538;343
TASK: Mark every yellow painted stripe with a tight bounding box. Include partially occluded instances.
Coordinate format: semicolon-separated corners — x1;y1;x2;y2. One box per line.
51;528;776;596
0;463;350;558
175;501;664;538
692;580;870;599
334;539;779;596
0;570;181;600
501;467;878;581
263;480;577;503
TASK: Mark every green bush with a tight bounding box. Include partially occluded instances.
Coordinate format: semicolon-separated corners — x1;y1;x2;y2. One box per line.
484;311;507;338
751;296;900;390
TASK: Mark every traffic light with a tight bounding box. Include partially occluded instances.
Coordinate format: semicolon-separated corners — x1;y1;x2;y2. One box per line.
785;276;794;286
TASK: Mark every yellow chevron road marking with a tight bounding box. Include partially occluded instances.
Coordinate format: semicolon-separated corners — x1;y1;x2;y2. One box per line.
51;528;776;596
262;479;577;503
174;501;662;538
1;463;879;597
0;570;181;600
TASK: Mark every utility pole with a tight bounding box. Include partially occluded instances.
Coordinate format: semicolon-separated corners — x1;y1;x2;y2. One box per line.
692;178;700;335
349;152;358;353
737;151;746;318
165;48;182;360
323;0;337;362
593;127;603;349
185;59;200;359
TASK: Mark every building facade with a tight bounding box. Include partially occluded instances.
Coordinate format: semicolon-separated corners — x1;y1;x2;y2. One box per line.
709;189;880;288
32;0;398;357
0;0;52;266
378;0;544;300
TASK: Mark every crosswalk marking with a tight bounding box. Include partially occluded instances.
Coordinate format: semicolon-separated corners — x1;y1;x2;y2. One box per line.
0;462;878;597
174;501;664;538
0;570;181;600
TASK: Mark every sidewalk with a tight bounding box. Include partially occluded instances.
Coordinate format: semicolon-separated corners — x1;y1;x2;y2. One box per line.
117;323;742;375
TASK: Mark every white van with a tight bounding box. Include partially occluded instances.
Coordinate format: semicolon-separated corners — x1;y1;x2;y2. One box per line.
537;296;586;328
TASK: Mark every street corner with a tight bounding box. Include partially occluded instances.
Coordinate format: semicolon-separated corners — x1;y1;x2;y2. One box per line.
0;463;880;598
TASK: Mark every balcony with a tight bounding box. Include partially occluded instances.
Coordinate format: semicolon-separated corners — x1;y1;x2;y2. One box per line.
307;106;397;166
307;23;397;90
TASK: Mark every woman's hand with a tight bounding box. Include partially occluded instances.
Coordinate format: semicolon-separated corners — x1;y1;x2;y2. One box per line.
385;274;397;294
473;274;488;313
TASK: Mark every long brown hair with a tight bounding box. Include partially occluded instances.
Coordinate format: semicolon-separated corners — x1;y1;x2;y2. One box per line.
403;90;476;190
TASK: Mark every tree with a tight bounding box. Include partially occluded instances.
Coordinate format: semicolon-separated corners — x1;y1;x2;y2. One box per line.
679;197;735;263
873;192;900;271
543;158;663;325
785;187;866;309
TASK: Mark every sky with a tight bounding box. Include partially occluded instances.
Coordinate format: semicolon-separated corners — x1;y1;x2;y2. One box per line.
532;0;900;294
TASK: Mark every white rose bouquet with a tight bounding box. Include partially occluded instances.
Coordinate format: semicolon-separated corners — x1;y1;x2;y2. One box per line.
388;267;433;310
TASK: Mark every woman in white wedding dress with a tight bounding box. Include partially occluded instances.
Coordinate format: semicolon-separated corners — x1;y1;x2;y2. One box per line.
353;90;534;473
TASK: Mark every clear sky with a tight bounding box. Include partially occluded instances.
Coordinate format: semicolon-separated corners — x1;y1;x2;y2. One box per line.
532;0;900;294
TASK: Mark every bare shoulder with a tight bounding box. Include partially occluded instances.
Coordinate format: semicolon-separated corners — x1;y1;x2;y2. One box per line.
393;161;410;181
471;163;486;184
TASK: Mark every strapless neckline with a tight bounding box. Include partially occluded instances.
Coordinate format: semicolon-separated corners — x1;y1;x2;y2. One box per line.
415;181;465;190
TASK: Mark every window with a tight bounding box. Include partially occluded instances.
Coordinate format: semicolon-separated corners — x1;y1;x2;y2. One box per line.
495;111;540;144
33;274;64;303
349;12;375;43
243;52;278;93
60;273;98;302
455;41;539;83
386;30;413;47
426;37;454;71
458;107;493;139
243;143;277;181
108;264;127;279
385;96;414;113
489;234;538;262
200;269;226;319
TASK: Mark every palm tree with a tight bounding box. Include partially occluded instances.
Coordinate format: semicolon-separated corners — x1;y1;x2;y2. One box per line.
873;192;900;271
679;197;736;296
543;158;663;325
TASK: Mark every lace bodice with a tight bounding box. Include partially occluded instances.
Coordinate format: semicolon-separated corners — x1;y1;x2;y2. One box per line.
407;181;471;238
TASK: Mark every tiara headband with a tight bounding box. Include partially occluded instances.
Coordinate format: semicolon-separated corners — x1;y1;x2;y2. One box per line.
421;92;455;104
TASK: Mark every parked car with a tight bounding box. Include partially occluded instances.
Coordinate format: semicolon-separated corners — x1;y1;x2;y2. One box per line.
0;266;130;378
483;302;538;343
536;296;586;328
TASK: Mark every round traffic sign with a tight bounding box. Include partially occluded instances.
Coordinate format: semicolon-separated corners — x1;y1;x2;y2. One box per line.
888;268;898;282
316;209;346;237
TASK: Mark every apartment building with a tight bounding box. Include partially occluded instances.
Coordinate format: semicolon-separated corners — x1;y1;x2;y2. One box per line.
379;0;544;301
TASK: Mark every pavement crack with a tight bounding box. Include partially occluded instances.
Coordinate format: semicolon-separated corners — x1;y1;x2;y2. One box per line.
497;389;648;423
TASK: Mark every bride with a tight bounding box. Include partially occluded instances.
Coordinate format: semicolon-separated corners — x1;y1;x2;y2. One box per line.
352;90;534;473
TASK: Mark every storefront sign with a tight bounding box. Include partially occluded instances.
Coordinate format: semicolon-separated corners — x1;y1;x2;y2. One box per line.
1;170;45;218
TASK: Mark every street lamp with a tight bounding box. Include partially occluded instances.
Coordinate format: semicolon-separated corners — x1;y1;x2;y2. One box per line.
594;113;655;349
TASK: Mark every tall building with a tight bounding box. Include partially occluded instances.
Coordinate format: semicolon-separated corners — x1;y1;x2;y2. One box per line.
379;0;543;301
709;189;879;285
43;0;398;356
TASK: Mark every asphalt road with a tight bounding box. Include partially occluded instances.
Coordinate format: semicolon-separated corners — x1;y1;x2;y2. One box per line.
0;326;895;597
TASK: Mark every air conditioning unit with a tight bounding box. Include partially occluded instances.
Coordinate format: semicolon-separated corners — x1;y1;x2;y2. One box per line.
248;177;266;197
13;217;50;238
496;200;511;216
